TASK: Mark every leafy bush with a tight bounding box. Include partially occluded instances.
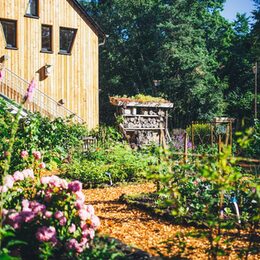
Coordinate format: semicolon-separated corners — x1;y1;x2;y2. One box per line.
186;123;211;146
150;146;259;258
0;98;89;173
63;143;157;187
236;119;260;158
1;169;100;259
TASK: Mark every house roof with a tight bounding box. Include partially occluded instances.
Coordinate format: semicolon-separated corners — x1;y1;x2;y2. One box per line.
71;0;105;38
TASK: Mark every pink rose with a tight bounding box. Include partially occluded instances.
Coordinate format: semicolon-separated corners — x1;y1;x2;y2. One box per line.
54;211;63;220
36;226;56;243
32;151;41;160
41;176;51;185
59;216;67;226
13;171;24;181
22;200;30;210
68;223;76;233
21;150;28;159
3;175;14;189
21;211;36;223
91;215;100;229
67;238;78;250
44;211;53;218
78;209;91;221
82;228;95;239
85;205;95;215
0;186;8;193
68;181;82;193
75;191;85;203
22;169;34;179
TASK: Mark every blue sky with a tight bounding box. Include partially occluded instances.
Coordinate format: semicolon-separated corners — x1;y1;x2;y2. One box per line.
221;0;256;21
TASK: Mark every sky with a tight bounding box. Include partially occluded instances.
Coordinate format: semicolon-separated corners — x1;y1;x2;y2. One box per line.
221;0;256;21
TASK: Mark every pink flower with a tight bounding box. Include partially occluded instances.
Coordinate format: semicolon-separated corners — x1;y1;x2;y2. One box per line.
32;204;46;215
75;191;85;203
39;162;46;169
78;209;91;221
91;215;100;229
8;212;23;229
21;150;28;159
68;181;82;193
59;216;67;226
0;186;8;193
75;201;84;210
22;169;34;179
85;205;94;215
0;69;5;81
44;189;53;202
13;171;24;181
24;79;36;102
36;226;56;243
66;239;84;253
3;175;14;189
82;228;95;239
68;223;76;233
21;211;36;223
41;176;51;185
22;200;30;210
67;238;78;250
44;211;53;218
32;151;41;160
60;179;68;189
54;211;63;220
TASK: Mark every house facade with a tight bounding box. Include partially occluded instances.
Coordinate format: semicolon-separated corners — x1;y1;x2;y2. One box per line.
0;0;104;128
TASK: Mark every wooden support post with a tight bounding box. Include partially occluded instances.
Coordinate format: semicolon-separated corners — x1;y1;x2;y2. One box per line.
225;123;229;146
210;123;214;146
218;134;222;154
191;122;194;150
229;121;233;147
184;132;188;163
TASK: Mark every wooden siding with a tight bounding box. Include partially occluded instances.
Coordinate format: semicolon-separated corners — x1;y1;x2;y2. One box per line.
0;0;99;128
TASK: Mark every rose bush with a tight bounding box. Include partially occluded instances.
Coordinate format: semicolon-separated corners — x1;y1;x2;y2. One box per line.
1;169;100;259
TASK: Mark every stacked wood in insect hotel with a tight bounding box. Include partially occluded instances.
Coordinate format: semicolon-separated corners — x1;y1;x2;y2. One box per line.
110;96;173;147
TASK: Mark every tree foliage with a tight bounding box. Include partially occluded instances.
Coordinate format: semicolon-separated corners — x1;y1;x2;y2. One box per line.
80;0;258;127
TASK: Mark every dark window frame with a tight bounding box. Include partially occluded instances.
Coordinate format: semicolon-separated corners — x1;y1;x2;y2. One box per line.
0;18;18;50
59;27;77;55
41;24;53;54
24;0;39;19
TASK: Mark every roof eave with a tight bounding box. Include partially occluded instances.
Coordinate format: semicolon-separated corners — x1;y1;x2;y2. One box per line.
71;0;106;38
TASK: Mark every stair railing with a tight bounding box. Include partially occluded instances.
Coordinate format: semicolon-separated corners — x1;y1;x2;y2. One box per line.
0;67;84;124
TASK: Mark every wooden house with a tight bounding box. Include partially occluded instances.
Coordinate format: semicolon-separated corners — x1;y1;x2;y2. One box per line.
0;0;105;128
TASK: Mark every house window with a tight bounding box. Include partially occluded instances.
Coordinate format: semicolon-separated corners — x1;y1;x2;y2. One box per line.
41;25;52;53
0;19;17;49
59;27;77;55
26;0;39;17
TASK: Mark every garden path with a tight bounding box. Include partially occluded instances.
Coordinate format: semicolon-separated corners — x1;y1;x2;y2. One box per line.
83;182;208;259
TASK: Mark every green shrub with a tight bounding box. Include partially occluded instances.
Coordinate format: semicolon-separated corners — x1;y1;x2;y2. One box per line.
62;143;157;187
0;98;89;173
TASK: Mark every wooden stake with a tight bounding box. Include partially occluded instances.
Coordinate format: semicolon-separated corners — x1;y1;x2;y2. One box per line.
210;123;213;146
191;122;194;150
218;134;222;154
184;132;188;163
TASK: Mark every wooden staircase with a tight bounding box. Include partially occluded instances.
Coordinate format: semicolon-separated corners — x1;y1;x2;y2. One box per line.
0;67;84;123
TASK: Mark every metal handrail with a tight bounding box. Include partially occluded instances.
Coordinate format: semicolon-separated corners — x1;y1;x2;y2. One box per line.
1;68;84;123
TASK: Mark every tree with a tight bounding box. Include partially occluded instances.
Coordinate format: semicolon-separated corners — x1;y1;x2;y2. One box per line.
79;0;258;127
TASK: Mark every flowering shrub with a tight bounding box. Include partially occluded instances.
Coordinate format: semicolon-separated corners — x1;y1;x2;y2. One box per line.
1;170;100;259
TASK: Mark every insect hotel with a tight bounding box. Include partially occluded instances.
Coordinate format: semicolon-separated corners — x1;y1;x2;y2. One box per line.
110;96;173;147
